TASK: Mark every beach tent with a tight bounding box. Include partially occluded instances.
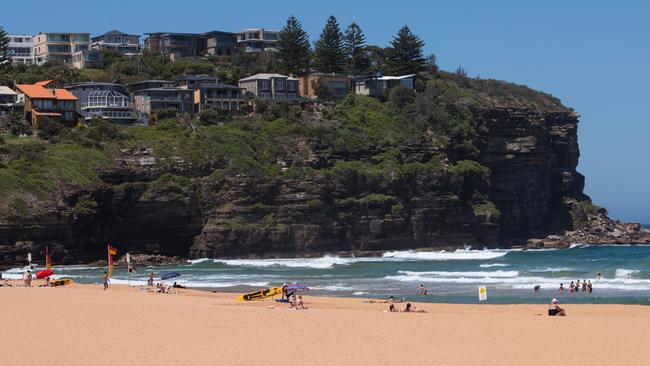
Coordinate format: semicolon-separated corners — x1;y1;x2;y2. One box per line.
161;272;180;280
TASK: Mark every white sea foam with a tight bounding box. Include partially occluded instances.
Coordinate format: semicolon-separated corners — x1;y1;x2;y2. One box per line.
398;270;520;278
212;255;384;269
382;249;508;261
385;271;650;291
311;284;356;291
479;263;510;268
615;269;640;278
353;291;370;296
187;258;211;264
530;267;572;273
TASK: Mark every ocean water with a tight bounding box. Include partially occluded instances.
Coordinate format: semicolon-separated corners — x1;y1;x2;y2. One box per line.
3;245;650;304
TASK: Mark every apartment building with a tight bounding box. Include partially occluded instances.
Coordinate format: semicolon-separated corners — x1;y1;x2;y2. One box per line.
65;82;135;124
32;32;91;65
7;35;35;65
239;73;299;101
91;30;141;55
14;80;78;125
235;29;279;53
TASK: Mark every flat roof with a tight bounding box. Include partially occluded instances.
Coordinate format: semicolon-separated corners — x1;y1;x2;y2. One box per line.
0;86;18;95
239;73;298;81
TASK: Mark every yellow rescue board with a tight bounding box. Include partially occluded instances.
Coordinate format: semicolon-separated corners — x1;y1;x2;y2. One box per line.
237;287;282;301
51;279;72;287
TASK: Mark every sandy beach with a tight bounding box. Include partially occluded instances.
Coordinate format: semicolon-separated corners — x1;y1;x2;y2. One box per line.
1;281;649;366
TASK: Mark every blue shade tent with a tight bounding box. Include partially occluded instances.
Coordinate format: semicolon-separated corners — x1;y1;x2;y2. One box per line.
161;272;180;280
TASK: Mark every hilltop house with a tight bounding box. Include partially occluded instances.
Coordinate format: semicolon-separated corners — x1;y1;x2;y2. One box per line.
0;86;24;120
144;33;200;61
354;74;415;97
298;74;351;100
128;80;194;120
235;29;279;53
71;49;103;69
175;75;244;113
238;73;299;101
65;82;135;124
91;30;141;55
14;80;78;125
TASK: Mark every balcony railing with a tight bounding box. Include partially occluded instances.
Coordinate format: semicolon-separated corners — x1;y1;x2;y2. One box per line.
85;110;134;119
81;101;132;109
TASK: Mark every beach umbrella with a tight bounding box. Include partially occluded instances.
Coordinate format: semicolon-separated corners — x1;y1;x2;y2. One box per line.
161;272;180;280
36;269;54;279
285;283;309;291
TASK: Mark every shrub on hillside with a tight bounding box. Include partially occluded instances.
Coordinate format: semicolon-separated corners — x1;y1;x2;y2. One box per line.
7;112;32;136
36;118;63;141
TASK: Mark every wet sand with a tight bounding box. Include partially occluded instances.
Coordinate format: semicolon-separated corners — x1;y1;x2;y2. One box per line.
1;281;649;365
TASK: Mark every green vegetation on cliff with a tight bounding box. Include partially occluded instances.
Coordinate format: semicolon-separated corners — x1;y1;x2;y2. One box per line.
0;69;570;221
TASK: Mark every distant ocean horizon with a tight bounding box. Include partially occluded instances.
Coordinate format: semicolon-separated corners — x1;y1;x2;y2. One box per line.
4;244;650;305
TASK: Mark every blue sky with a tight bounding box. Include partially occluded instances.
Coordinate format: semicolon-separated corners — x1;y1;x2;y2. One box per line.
2;0;648;223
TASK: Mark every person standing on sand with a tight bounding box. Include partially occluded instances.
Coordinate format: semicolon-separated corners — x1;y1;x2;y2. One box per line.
103;271;109;290
148;272;154;287
23;270;32;287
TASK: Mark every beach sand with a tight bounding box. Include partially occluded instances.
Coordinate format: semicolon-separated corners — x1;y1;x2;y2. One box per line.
1;281;649;366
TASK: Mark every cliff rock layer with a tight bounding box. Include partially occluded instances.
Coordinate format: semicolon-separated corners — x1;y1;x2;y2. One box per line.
0;74;607;264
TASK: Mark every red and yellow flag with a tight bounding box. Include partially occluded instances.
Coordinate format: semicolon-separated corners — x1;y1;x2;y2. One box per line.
107;245;118;278
45;246;52;270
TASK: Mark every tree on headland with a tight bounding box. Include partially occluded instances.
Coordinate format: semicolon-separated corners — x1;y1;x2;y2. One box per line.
313;16;347;74
343;22;369;76
0;26;10;66
277;16;312;75
385;25;425;75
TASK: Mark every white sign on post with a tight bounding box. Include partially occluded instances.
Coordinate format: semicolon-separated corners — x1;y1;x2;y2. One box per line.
478;286;488;301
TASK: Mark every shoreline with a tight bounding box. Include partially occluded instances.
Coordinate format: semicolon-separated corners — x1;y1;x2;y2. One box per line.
2;281;650;365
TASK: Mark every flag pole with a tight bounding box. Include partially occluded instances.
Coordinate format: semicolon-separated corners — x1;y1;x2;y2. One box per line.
126;252;131;287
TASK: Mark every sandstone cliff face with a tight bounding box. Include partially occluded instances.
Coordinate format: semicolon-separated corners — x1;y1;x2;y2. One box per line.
0;106;587;265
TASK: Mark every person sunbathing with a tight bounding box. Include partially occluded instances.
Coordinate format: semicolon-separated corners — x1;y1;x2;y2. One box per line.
403;303;426;313
548;298;566;316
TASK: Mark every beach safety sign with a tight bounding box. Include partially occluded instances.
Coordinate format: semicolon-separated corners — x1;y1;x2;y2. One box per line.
478;286;487;301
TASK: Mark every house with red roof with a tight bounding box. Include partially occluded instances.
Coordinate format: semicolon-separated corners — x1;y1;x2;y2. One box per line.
14;80;79;126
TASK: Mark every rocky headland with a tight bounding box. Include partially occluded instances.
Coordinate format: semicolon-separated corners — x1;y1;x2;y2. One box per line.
1;72;647;266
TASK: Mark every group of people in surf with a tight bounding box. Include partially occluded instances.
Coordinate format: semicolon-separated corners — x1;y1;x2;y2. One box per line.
558;279;593;294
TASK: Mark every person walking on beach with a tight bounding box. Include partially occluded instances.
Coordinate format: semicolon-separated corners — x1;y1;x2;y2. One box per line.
147;272;154;287
23;270;32;287
103;271;109;290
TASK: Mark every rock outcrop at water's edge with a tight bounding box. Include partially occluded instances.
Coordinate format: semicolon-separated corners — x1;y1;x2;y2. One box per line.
1;85;647;266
